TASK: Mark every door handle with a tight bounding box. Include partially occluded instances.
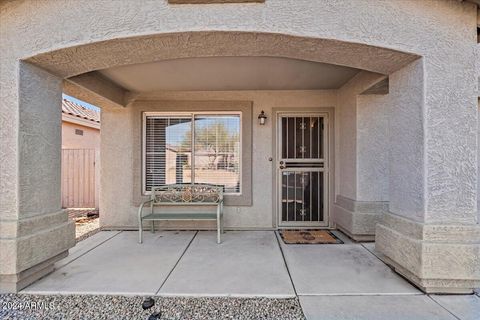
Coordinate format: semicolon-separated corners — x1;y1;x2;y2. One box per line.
279;165;285;169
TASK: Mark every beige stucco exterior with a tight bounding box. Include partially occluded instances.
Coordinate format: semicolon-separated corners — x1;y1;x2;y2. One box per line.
61;114;100;209
62;120;100;151
101;90;336;230
1;0;479;293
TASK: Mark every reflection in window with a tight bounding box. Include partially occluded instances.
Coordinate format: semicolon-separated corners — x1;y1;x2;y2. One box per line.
194;116;240;193
144;114;241;194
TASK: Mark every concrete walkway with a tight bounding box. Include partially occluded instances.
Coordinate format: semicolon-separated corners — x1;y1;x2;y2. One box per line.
22;231;479;319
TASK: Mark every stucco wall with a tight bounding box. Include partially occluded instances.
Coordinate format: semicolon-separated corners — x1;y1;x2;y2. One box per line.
62;121;100;150
17;62;64;218
357;94;389;202
0;2;475;226
1;0;478;292
387;60;426;222
100;90;336;229
336;71;386;201
1;0;477;224
333;72;390;239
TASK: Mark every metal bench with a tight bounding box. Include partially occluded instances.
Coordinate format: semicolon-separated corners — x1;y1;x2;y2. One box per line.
138;184;224;244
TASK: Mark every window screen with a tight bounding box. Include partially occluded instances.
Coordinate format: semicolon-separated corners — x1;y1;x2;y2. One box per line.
144;113;241;194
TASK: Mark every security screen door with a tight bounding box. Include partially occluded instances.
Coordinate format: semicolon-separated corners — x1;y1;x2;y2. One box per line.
278;114;328;227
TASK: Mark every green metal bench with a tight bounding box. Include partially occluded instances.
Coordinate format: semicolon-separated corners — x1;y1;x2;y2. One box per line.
138;184;224;244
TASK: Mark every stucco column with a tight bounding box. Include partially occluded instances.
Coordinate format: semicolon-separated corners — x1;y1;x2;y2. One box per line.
376;58;480;293
0;62;75;293
334;72;389;241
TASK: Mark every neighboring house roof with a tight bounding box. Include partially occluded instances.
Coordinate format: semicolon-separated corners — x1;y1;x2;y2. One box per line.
62;99;100;123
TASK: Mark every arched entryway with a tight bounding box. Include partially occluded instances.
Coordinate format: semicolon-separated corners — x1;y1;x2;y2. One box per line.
1;0;478;295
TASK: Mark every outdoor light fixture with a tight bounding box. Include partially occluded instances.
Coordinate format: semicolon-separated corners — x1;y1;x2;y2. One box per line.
258;110;267;125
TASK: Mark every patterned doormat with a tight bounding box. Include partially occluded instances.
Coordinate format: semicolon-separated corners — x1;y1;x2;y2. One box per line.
279;230;344;244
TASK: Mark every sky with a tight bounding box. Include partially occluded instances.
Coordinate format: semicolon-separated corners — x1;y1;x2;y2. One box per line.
63;94;101;112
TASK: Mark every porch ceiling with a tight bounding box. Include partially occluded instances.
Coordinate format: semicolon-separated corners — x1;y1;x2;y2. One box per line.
97;56;360;92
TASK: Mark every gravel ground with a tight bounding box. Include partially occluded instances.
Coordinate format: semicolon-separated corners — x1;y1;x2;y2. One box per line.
75;218;100;241
66;208;100;241
67;208;98;220
0;294;305;320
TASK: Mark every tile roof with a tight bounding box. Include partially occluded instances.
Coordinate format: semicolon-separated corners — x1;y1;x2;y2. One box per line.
62;99;100;123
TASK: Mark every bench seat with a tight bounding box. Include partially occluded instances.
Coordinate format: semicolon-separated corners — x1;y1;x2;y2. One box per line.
142;213;218;220
138;184;224;244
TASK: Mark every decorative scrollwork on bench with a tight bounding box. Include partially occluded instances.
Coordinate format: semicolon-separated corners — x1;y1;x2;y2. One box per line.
151;184;223;203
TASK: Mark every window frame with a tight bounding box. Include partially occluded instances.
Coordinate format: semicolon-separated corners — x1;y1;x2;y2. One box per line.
142;111;243;196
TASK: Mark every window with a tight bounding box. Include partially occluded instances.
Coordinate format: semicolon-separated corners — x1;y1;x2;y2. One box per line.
144;113;241;194
75;129;84;136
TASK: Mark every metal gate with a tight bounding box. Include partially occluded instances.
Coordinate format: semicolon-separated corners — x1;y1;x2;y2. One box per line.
61;149;98;208
277;114;328;227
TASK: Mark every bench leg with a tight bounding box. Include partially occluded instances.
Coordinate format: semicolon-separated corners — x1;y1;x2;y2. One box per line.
221;214;225;234
221;202;225;234
151;220;155;233
219;215;223;234
217;206;221;244
139;221;143;244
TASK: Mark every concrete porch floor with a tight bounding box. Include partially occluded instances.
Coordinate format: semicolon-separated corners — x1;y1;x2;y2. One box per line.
22;231;479;320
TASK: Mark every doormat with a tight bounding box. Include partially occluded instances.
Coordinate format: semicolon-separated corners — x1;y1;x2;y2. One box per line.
279;230;343;244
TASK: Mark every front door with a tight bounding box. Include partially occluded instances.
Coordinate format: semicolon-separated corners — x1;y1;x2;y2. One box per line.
277;113;328;227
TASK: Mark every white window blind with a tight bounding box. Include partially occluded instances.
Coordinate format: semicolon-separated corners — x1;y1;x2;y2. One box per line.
144;113;241;194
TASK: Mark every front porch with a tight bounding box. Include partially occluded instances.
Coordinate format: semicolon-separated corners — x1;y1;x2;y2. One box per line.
17;231;479;319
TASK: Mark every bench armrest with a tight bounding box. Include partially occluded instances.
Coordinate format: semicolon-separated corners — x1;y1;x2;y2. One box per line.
138;199;154;221
138;199;154;244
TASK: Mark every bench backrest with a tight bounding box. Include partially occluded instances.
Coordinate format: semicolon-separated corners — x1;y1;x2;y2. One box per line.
150;184;223;204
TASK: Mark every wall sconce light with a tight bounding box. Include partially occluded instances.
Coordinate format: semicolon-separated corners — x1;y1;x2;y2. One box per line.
258;110;267;125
